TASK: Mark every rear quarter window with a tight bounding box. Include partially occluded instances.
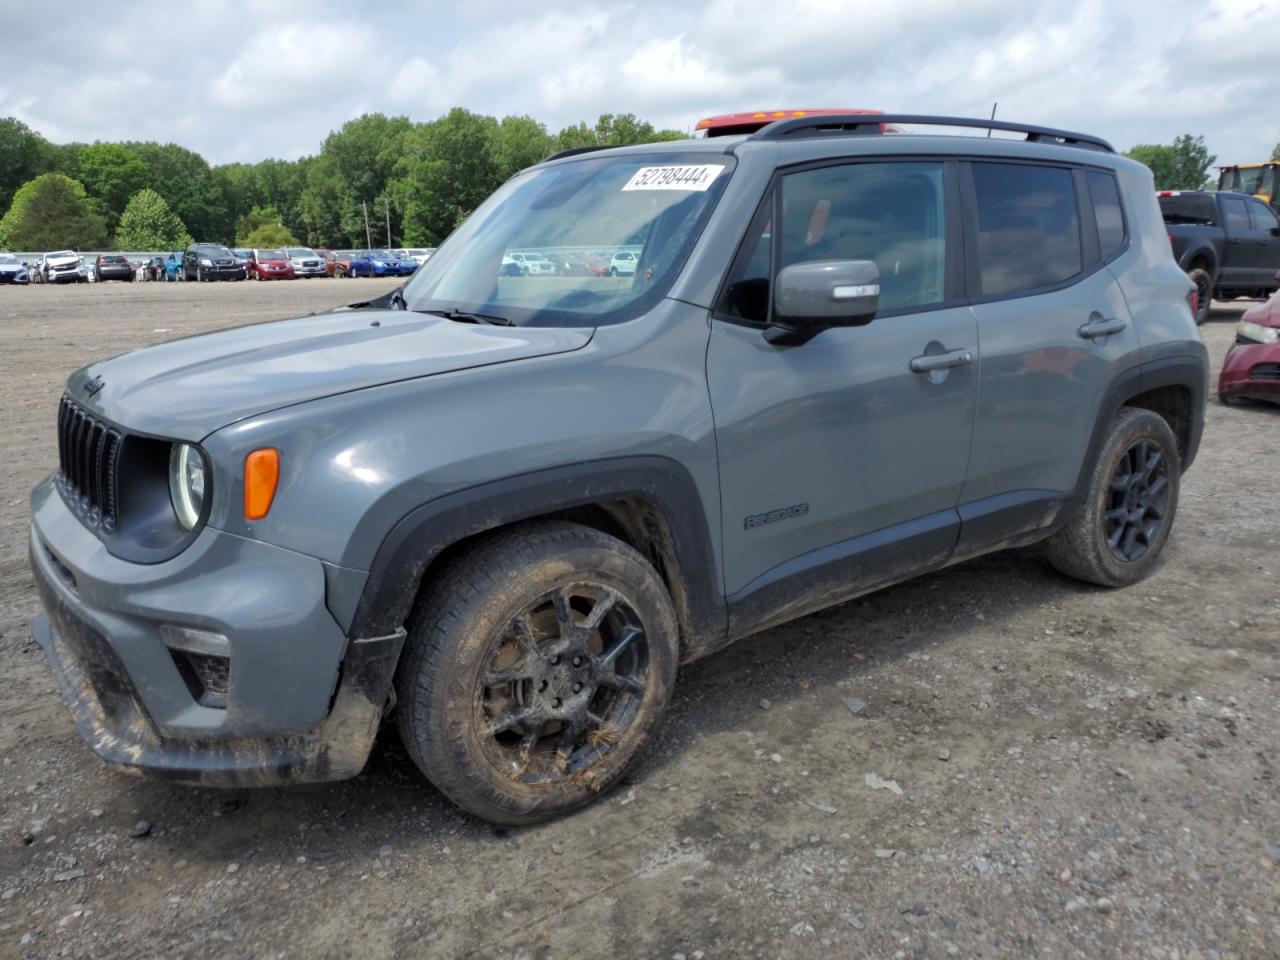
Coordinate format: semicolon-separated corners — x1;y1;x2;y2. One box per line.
1158;195;1217;225
1087;171;1126;260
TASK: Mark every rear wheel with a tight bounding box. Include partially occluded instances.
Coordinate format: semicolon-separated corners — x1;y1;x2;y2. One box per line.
1046;407;1180;587
394;522;679;824
1187;268;1211;324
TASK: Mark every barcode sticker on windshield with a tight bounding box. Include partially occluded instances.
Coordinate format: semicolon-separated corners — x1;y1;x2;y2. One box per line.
622;164;724;192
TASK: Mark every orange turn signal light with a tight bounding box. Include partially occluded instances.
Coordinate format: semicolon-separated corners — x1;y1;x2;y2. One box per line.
244;448;280;521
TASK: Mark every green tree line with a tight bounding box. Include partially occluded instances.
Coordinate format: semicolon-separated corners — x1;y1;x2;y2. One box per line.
0;110;684;251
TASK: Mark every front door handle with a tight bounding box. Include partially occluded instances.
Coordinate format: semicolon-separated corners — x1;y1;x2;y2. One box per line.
1078;316;1127;339
909;348;973;373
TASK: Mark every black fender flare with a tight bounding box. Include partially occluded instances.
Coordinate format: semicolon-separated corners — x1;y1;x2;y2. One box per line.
346;456;727;660
1178;245;1218;280
1063;354;1207;519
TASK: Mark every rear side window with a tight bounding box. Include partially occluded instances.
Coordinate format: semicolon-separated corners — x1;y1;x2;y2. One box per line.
1158;195;1217;224
1087;171;1126;259
1221;197;1250;235
972;163;1081;297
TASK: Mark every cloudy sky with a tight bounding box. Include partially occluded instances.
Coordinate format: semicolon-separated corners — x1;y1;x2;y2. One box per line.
2;0;1275;166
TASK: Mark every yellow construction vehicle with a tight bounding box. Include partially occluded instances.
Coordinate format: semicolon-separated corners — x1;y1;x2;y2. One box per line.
1218;162;1279;209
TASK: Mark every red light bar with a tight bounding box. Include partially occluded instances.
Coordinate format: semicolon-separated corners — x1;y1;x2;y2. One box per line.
695;108;888;138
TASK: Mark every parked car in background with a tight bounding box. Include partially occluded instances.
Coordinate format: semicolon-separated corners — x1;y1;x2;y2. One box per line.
314;249;338;276
183;243;245;282
142;256;166;282
1220;275;1280;405
330;251;356;277
558;251;609;276
347;249;414;277
285;247;327;278
94;255;136;283
609;250;638;276
1160;190;1280;323
247;249;295;280
393;247;435;265
164;252;185;281
508;251;556;275
0;253;29;284
34;251;84;284
231;248;252;274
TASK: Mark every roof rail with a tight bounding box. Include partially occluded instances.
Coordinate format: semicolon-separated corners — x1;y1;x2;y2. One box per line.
543;145;613;163
748;114;1114;153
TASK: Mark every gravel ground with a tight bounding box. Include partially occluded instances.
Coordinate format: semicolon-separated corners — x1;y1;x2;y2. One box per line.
0;279;1276;960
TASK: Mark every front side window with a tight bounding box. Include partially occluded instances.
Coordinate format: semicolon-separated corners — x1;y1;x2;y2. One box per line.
1221;197;1250;236
1087;171;1126;259
1248;199;1279;232
779;162;947;313
402;153;733;327
973;162;1081;297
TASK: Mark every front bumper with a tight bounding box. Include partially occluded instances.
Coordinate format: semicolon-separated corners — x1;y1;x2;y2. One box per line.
29;477;402;786
1219;340;1280;402
0;272;28;284
199;266;245;280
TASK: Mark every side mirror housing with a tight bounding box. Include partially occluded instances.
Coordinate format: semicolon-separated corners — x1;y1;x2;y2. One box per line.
768;260;880;345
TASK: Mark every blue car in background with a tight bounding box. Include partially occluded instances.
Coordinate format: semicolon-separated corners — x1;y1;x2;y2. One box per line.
164;252;185;281
348;249;418;278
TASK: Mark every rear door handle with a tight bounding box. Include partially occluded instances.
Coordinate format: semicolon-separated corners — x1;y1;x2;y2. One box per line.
909;349;973;373
1078;316;1127;339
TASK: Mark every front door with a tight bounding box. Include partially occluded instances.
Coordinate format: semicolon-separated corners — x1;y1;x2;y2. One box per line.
707;159;978;619
1247;197;1280;284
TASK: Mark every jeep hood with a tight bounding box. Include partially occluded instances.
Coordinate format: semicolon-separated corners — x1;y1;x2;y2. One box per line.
67;309;593;441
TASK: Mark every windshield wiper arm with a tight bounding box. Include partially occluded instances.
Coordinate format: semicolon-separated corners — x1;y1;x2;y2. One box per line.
420;308;514;326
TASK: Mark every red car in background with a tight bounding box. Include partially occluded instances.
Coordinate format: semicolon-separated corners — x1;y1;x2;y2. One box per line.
247;248;295;281
1220;275;1280;405
314;248;338;277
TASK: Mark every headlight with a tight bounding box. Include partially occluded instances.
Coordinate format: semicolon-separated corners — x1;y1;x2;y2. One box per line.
168;443;207;530
1238;320;1279;344
200;258;213;267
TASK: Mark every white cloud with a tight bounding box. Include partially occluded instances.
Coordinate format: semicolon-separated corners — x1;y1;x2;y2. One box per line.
2;0;1278;165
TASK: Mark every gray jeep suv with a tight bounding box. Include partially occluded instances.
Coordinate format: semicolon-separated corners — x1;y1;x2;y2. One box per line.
29;115;1207;824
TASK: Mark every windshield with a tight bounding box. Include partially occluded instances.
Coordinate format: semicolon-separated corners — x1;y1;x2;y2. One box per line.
258;249;286;260
402;153;733;327
1159;195;1217;225
286;248;314;257
50;251;75;258
367;249;393;259
198;246;233;257
0;255;18;264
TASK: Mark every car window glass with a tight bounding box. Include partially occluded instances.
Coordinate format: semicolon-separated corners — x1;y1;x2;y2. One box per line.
720;201;772;325
1087;171;1126;259
973;162;1081;296
779;161;947;312
1221;197;1250;236
1247;200;1279;231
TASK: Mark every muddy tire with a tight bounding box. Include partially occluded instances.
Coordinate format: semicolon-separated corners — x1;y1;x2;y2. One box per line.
1046;407;1180;588
1187;268;1212;324
394;521;679;824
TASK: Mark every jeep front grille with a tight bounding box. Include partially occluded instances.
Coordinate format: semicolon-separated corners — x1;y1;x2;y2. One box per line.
56;395;123;533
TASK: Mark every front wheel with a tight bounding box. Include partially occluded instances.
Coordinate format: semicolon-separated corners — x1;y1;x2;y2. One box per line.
394;522;679;824
1046;407;1180;587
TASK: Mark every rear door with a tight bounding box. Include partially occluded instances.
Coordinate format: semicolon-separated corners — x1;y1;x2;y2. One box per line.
957;161;1139;552
708;158;977;602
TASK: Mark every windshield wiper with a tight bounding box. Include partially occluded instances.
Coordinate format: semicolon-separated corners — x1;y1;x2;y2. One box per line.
420;308;514;326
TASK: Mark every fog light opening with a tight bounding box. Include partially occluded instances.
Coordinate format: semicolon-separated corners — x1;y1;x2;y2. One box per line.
160;625;230;710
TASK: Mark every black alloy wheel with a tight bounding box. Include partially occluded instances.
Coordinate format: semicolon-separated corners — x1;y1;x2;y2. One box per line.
476;583;649;783
1102;437;1171;563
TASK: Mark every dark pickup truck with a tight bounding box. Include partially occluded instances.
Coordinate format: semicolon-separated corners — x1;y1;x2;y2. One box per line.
1160;190;1280;323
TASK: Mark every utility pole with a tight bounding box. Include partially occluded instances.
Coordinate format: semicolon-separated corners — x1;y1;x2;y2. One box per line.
384;198;392;249
362;200;372;249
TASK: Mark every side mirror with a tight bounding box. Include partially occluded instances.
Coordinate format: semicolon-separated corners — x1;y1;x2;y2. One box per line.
767;260;880;345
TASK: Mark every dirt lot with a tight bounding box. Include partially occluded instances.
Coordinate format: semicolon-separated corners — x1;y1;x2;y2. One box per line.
0;279;1276;960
